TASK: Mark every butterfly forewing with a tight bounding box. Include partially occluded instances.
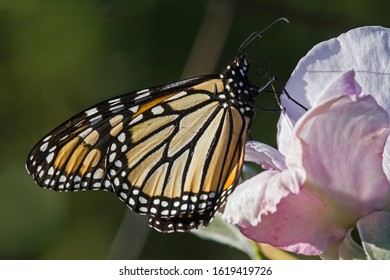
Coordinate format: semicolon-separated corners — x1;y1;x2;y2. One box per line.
26;54;257;232
26;76;214;192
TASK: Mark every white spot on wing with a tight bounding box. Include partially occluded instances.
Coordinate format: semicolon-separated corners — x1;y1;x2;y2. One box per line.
137;89;149;94
139;197;147;204
109;104;124;111
118;132;126;143
85;108;98;116
48;167;54;175
129;198;135;206
40;142;48;152
151;105;164;115
129;114;143;125
165;91;187;101
134;91;150;101
46;152;54;163
109;115;124;126
90;114;102;123
79;127;93;138
198;202;206;209
93;168;104;179
129;105;139;113
108;98;121;104
109;153;116;162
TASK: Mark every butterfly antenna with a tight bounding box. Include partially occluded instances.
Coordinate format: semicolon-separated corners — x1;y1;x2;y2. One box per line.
251;77;283;112
252;76;309;113
238;17;289;54
273;77;309;111
269;78;284;111
256;76;275;94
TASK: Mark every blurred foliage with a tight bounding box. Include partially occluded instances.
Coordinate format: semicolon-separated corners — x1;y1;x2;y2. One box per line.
0;0;388;259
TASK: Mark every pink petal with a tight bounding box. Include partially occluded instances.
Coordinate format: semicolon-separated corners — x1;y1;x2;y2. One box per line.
245;141;286;171
276;112;294;157
283;26;390;118
237;83;390;256
291;93;390;218
276;71;361;156
222;168;304;228
313;70;362;106
383;145;390;184
278;26;390;156
240;187;347;255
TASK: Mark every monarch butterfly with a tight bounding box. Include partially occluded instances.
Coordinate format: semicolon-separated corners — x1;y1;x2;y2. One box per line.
25;21;285;232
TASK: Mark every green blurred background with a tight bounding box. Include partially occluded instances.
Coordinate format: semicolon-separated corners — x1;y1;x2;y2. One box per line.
0;0;388;259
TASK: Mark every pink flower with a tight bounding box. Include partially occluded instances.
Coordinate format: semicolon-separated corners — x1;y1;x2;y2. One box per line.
222;26;390;258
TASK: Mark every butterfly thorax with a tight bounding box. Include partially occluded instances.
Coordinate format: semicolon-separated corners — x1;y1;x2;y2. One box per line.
219;54;256;118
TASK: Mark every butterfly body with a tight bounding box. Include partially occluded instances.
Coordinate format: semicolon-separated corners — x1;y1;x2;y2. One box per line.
26;54;259;232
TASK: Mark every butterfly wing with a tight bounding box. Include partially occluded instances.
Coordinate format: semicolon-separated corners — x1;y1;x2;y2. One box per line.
26;75;250;232
146;101;248;232
26;76;204;192
111;80;249;232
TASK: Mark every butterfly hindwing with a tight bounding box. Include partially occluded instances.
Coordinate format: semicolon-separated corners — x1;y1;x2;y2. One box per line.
107;86;249;231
